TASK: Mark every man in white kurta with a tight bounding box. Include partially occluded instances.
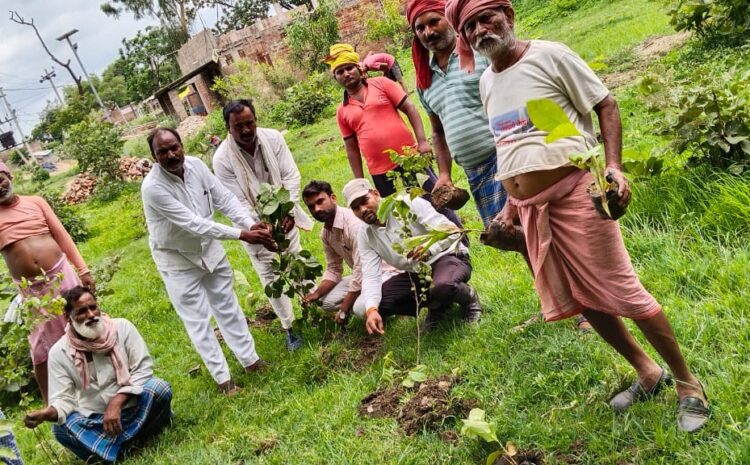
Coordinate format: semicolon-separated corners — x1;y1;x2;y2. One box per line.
213;100;313;351
142;127;274;392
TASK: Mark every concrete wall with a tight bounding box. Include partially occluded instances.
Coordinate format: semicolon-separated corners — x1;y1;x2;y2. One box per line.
177;30;219;75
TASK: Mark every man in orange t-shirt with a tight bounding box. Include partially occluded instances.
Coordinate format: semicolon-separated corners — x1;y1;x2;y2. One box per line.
327;44;434;197
0;161;94;404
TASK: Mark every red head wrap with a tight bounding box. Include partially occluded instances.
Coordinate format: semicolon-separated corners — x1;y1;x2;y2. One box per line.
406;0;447;90
445;0;512;73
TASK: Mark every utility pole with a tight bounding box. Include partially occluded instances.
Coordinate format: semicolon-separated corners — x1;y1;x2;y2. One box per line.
40;68;64;106
57;29;112;122
0;87;35;165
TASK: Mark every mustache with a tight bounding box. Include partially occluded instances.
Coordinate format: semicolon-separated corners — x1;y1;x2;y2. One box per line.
85;317;101;326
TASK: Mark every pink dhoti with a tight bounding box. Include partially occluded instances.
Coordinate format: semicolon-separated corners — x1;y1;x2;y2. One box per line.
509;170;661;322
15;254;82;365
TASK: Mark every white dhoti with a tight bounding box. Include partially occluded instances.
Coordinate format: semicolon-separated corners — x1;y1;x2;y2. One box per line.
242;228;300;330
159;256;259;384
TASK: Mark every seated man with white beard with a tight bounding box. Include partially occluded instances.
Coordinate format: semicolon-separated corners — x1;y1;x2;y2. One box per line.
24;286;172;463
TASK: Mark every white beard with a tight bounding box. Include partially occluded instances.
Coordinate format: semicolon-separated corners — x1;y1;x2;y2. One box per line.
473;31;515;60
72;318;104;340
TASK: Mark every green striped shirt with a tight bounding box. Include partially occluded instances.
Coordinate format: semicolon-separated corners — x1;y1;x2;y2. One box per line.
418;51;497;169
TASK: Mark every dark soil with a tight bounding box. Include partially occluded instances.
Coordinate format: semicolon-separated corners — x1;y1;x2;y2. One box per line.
588;183;627;220
492;451;545;465
557;439;586;464
359;375;475;436
353;336;384;369
249;304;277;329
432;185;471;210
254;437;278;456
359;386;404;418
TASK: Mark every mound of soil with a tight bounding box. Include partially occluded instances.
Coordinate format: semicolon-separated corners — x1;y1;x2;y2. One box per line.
353;336;383;369
359;375;475;436
359;386;404;419
492;451;545;465
249;304;278;329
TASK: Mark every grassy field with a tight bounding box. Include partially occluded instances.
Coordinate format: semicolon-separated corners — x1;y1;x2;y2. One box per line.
7;0;750;463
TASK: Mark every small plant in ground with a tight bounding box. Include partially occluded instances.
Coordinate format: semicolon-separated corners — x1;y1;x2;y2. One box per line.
0;272;65;396
461;408;522;465
255;183;326;328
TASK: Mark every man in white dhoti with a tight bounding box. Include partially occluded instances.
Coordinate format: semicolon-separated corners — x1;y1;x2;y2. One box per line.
141;127;273;394
213;100;313;351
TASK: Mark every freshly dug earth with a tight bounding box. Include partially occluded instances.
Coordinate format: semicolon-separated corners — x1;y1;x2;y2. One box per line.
359;375;474;435
249;304;278;329
493;451;545;465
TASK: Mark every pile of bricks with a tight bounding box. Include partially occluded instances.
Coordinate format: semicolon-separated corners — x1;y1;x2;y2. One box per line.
62;173;98;204
120;157;152;181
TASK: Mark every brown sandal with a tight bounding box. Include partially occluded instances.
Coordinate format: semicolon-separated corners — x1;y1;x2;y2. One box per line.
218;380;242;396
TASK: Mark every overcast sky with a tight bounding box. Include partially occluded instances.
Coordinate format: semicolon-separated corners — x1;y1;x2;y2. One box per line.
0;0;219;139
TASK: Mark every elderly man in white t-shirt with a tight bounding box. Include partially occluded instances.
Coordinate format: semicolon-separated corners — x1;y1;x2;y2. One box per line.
445;0;709;433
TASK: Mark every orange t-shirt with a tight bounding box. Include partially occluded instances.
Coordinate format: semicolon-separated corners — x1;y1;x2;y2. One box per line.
336;77;415;175
0;195;89;275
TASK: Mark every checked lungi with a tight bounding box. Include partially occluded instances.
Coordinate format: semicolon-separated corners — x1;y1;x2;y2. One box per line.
0;409;23;465
53;378;172;463
464;154;507;227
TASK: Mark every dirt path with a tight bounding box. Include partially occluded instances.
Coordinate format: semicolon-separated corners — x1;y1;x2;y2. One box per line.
602;31;691;90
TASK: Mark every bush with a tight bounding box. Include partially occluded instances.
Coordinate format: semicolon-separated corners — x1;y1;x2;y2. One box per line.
7;148;28;166
123;137;152;158
361;0;410;49
285;0;340;74
31;166;50;183
268;73;337;128
61;114;124;182
40;192;90;242
645;67;750;171
666;0;750;37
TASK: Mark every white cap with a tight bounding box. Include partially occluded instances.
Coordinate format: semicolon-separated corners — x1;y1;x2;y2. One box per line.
342;178;373;207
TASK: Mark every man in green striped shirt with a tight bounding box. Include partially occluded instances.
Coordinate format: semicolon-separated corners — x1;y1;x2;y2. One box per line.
409;0;504;227
407;0;592;332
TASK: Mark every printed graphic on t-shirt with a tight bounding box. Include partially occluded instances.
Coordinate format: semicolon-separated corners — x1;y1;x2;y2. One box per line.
490;107;535;146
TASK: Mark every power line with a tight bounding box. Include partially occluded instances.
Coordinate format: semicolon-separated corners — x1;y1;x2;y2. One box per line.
3;86;50;91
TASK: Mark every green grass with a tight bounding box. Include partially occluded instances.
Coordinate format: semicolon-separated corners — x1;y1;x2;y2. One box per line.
7;0;750;463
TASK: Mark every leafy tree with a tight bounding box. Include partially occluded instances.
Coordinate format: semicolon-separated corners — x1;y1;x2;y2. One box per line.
118;26;186;102
285;0;340;74
101;0;197;36
31;94;97;143
212;0;312;33
61;114;124;182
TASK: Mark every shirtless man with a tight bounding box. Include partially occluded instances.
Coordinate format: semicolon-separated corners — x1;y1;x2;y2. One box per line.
0;162;94;404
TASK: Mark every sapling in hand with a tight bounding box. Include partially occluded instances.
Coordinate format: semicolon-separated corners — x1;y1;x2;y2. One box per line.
526;98;627;220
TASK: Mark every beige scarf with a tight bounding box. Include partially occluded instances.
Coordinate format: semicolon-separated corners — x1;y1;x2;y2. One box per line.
66;315;131;390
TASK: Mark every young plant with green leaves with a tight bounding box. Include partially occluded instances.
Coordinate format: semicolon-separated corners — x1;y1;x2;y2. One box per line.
526;98;622;220
460;408;519;465
255;183;325;326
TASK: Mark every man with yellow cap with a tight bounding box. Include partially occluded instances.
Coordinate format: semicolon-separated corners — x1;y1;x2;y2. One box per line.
325;44;434;198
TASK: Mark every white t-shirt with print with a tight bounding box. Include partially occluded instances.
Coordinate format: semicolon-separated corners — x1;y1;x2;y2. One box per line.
479;40;610;181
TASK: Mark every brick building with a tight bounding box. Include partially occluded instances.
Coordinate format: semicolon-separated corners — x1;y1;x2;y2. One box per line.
155;0;409;121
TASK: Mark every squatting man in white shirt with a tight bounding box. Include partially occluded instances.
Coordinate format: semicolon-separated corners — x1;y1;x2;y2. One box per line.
141;127;271;395
342;178;482;335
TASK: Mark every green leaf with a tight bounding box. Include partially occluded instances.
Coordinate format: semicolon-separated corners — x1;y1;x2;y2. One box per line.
527;99;581;142
377;196;396;223
486;450;503;465
460;408;499;443
546;122;581;144
0;448;16;460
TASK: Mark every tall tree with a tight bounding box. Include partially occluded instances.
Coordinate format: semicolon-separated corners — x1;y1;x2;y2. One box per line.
210;0;313;33
8;11;85;95
118;26;185;101
101;0;196;36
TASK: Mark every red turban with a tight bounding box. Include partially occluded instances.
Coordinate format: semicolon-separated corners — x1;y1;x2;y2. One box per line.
445;0;512;73
406;0;447;90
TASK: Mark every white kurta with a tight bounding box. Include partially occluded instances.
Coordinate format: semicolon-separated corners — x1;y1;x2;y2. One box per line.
142;157;260;383
213;129;312;330
48;318;151;424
